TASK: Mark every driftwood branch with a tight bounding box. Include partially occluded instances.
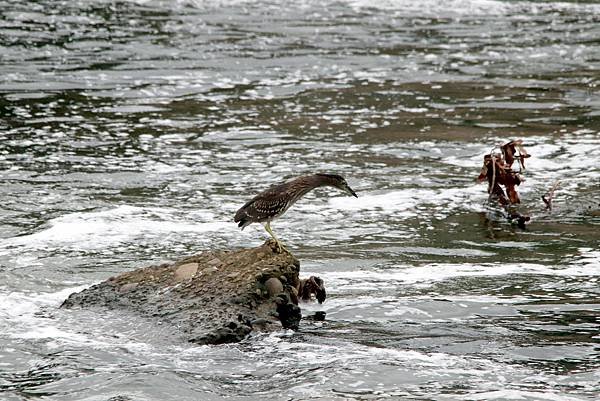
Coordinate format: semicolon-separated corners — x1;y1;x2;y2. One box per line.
478;140;531;227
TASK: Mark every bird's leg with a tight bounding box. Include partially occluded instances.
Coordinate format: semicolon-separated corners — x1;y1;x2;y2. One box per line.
263;222;288;253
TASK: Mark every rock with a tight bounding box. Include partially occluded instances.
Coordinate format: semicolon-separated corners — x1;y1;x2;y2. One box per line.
314;311;326;321
119;283;138;293
304;311;326;321
173;262;198;281
61;240;306;345
264;277;284;297
275;294;301;331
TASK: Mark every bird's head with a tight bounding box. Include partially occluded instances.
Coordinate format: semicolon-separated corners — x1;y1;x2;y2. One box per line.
316;173;358;198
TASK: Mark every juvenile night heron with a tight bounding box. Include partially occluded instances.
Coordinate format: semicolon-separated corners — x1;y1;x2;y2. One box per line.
234;173;358;252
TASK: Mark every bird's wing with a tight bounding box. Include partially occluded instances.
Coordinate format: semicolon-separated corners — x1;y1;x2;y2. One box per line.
251;192;291;217
235;182;296;221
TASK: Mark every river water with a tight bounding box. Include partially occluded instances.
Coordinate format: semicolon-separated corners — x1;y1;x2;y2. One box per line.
1;0;599;400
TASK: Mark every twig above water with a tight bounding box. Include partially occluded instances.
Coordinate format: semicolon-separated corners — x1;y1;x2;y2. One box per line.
542;180;561;211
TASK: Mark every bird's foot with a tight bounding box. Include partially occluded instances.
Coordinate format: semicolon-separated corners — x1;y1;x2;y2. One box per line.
274;240;289;254
277;243;289;254
266;239;289;254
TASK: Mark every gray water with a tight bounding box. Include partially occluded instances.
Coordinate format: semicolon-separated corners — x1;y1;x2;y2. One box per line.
1;0;600;400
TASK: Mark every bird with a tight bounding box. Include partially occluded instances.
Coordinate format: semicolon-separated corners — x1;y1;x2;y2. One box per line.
234;173;358;253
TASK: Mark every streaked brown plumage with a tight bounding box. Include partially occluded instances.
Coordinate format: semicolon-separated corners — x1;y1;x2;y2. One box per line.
234;173;358;252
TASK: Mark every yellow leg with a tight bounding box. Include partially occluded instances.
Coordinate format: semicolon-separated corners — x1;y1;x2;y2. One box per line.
264;222;288;253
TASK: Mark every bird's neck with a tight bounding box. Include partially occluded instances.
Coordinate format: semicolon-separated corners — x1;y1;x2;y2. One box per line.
306;174;336;190
290;175;332;199
305;175;338;197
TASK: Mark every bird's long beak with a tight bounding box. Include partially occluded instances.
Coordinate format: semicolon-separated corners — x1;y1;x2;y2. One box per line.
345;185;358;198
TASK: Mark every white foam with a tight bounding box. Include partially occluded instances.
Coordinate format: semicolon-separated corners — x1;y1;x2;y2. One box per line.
576;248;600;268
329;189;421;212
459;389;589;401
329;187;471;211
260;331;478;369
344;0;600;15
328;185;484;222
0;286;174;354
167;0;600;15
1;205;228;251
322;261;600;289
0;286;92;343
345;0;511;15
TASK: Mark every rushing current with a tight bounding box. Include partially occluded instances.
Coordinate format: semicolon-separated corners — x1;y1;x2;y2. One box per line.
1;0;599;400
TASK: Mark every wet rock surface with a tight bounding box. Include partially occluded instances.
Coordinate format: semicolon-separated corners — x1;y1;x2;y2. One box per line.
61;240;304;345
